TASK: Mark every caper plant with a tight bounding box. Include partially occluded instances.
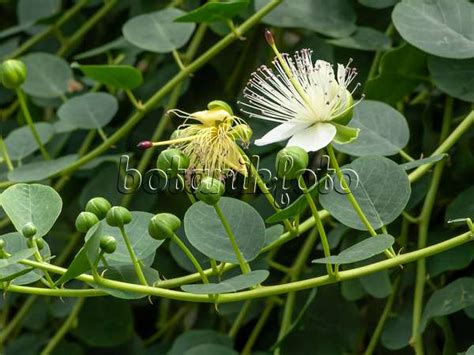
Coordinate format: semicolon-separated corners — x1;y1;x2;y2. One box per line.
0;0;473;354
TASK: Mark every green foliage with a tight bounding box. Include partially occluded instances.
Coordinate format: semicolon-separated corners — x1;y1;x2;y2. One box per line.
72;63;143;90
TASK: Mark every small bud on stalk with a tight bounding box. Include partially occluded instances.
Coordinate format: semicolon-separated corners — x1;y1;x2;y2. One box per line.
36;238;45;250
85;197;112;220
264;29;275;46
156;149;190;178
275;146;309;180
106;206;132;227
137;140;153;150
21;222;37;239
148;213;181;240
100;235;117;254
0;59;27;89
75;212;100;233
196;176;225;205
207;100;234;115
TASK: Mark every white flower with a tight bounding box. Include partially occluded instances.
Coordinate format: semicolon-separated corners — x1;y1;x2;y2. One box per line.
239;49;360;152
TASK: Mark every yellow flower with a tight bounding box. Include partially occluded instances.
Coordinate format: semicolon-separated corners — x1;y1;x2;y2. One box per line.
138;105;252;178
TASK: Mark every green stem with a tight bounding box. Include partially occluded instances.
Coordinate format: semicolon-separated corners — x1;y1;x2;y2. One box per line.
7;0;89;59
119;226;148;286
170;233;208;284
15;89;50;160
299;179;333;276
40;297;85;355
9;230;473;301
364;278;400;355
56;0;117;57
125;89;143;111
411;97;453;354
213;203;250;274
399;149;415;162
31;239;55;287
0;296;37;344
326;145;395;258
228;300;252;339
365;23;394;83
242;301;275;355
0;136;13;171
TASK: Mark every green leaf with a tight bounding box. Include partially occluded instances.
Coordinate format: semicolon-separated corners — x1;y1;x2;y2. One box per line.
8;154;77;182
381;305;412;350
358;0;398;8
170;229;210;273
185;344;237;355
21;53;73;98
420;277;474;332
18;0;60;26
0;232;50;285
57;92;118;130
176;1;249;23
365;44;427;104
1;183;62;238
181;270;269;294
392;0;474;59
255;0;356;38
184;197;266;263
72;63;143;90
168;330;233;355
85;211;164;267
91;265;160;299
312;234;394;264
428;56;474;103
333;100;410;156
445;186;474;222
4;122;55;161
122;9;195;53
327;27;391;51
73;297;133;348
400;154;447;170
360;269;392;298
319;156;411;230
264;224;284;246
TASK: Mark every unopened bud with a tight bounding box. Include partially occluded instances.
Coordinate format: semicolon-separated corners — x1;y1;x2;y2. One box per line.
85;197;111;220
207;100;234;116
106;206;132;227
148;213;181;240
21;222;37;239
75;212;100;233
99;235;117;254
0;59;27;89
156;148;190;178
276;146;309;180
196;176;225;205
265;29;275;46
137;140;153;150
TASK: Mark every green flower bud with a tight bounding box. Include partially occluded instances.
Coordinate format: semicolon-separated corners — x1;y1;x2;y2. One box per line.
156;149;190;177
85;197;112;220
0;239;5;250
21;222;37;238
106;206;132;227
331;93;354;125
75;212;100;233
99;235;117;254
0;59;27;89
148;213;181;240
230;124;252;142
276;146;309;180
207;100;233;116
196;176;225;205
36;238;45;250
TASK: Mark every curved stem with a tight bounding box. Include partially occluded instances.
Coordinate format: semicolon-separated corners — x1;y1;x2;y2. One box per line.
119;226;148;286
170;233;208;284
15;89;50;160
213;203;250;274
0;136;13;171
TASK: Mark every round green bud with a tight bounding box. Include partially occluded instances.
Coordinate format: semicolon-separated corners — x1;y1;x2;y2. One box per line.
0;59;27;89
21;222;37;238
75;212;100;233
196;176;225;205
99;235;117;254
148;213;181;240
331;93;354;125
106;206;132;227
0;239;5;249
36;238;45;250
207;100;234;116
156;149;190;178
85;197;112;220
276;146;309;180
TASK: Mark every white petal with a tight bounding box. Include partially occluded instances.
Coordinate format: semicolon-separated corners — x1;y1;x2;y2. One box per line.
254;122;307;146
287;122;336;152
337;64;346;86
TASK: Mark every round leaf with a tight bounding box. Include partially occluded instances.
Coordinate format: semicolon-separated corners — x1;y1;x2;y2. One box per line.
184;197;265;263
312;234;394;264
57;92;118;130
175;1;249;23
73;297;133;348
170;229;210;272
181;270;269;294
4;122;55;161
327;27;391;51
319;156;411;230
359;0;397;8
1;183;62;238
72;63;143;90
21;52;73;98
185;344;237;355
428;56;474;102
8;154;77;182
168;330;233;355
122;9;195;53
255;0;356;38
85;211;164;267
333;100;410;156
392;0;474;59
445;186;474;222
